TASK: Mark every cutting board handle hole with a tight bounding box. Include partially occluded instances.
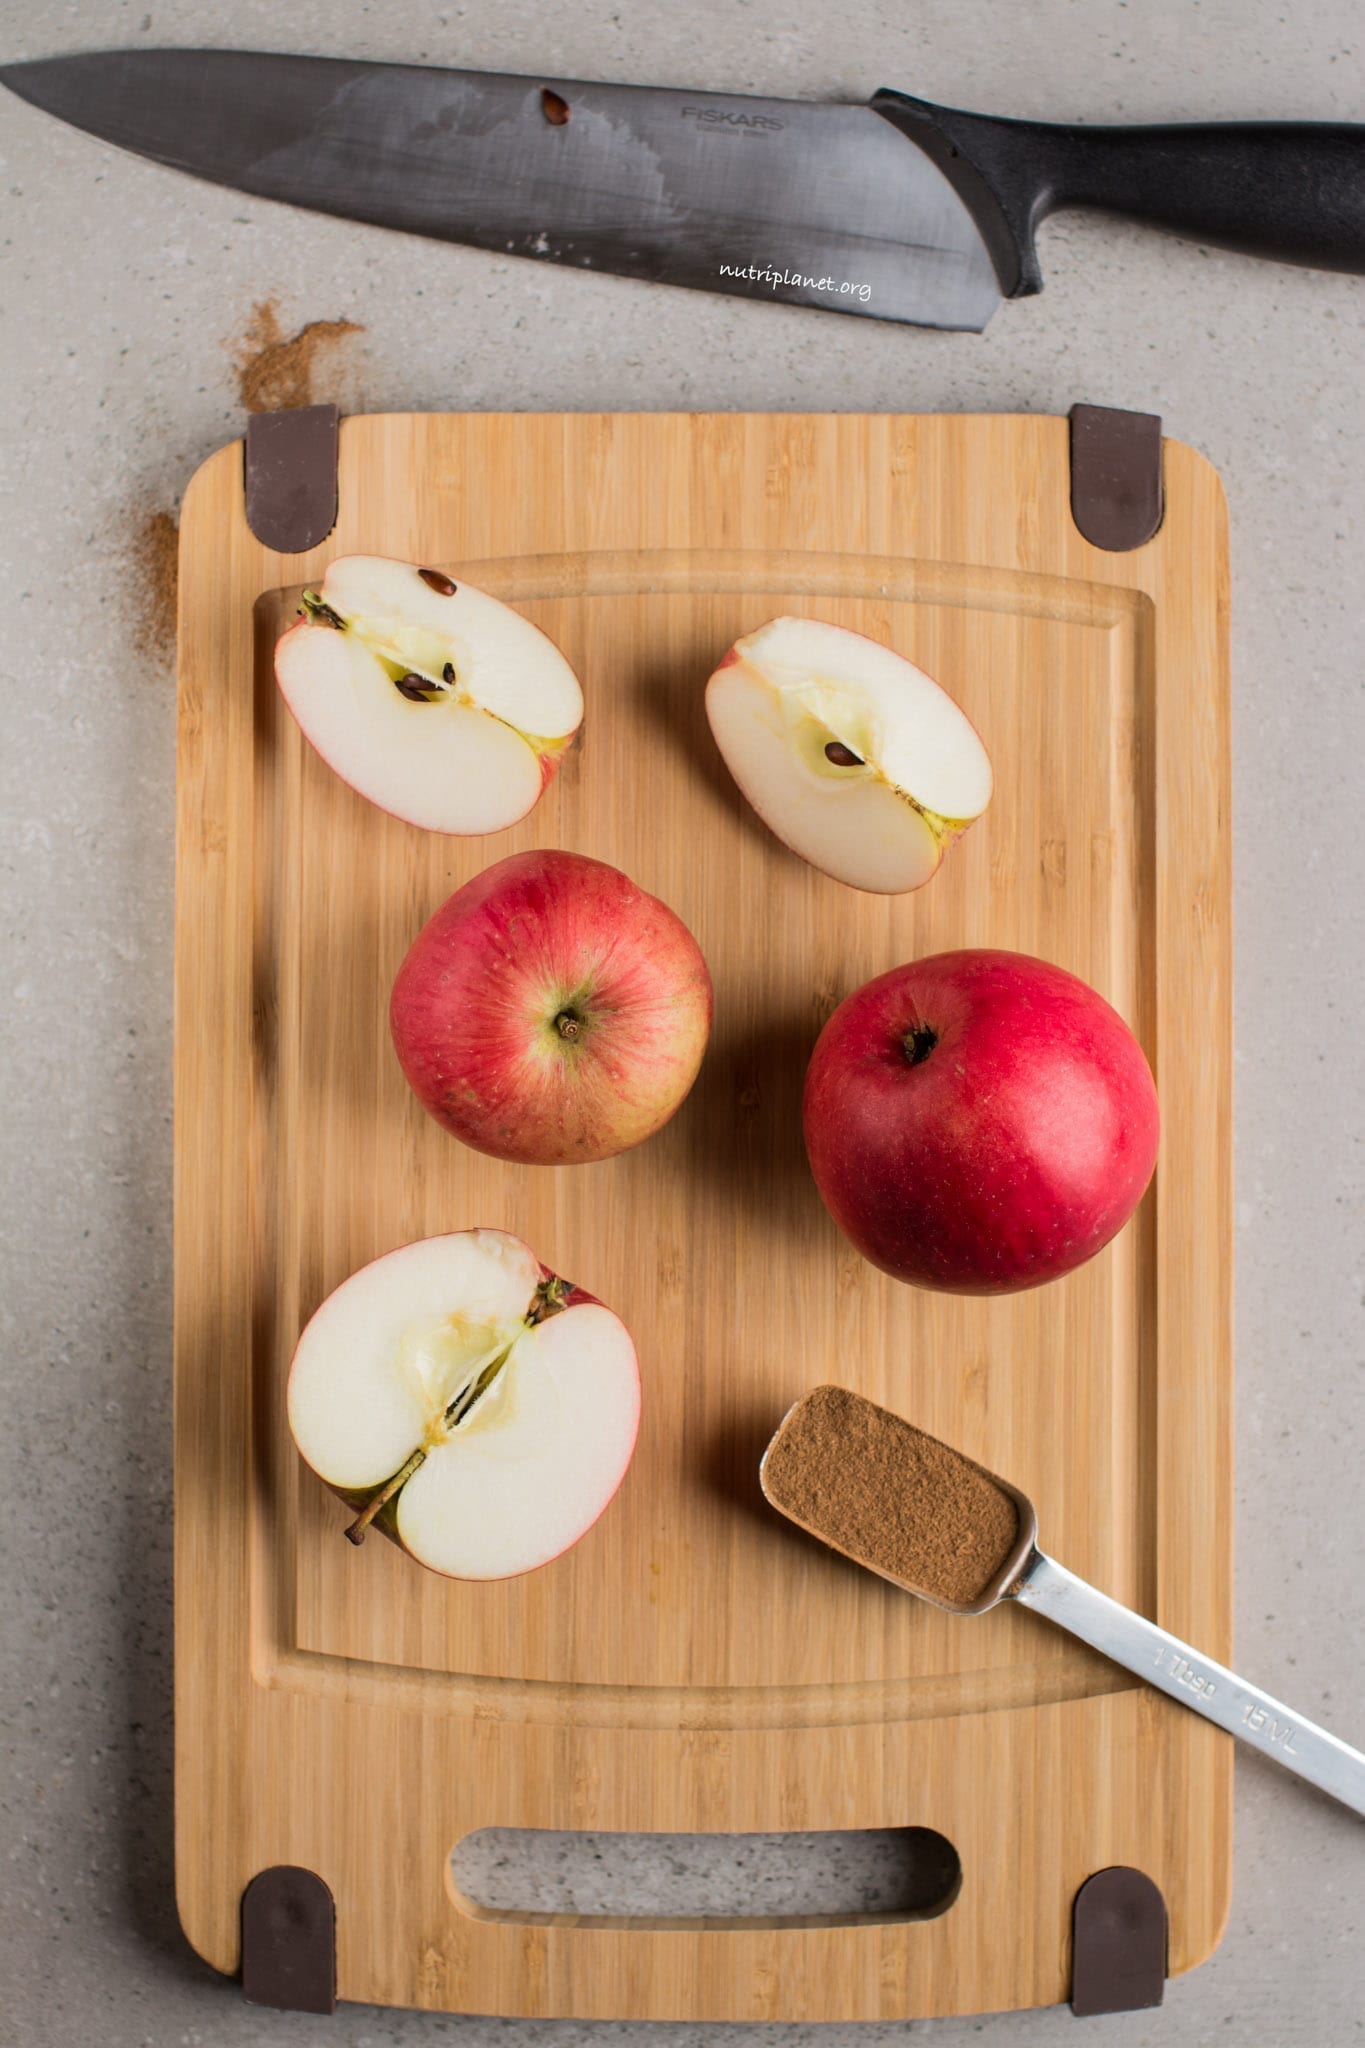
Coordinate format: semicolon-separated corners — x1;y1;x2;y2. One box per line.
448;1824;961;1930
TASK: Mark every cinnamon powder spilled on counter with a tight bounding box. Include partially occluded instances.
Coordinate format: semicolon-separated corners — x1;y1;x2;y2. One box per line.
761;1385;1022;1608
134;508;180;663
233;300;363;413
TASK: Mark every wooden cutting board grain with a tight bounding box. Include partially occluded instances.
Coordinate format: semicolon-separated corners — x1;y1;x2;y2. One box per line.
174;411;1232;2020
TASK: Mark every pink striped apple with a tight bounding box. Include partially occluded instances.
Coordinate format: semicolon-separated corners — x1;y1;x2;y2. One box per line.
391;850;713;1165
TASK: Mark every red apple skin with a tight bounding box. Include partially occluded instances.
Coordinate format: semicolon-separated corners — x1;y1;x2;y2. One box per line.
803;950;1159;1295
390;850;713;1165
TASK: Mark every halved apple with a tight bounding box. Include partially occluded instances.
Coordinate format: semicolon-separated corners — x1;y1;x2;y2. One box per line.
274;555;583;834
286;1229;640;1580
705;616;992;893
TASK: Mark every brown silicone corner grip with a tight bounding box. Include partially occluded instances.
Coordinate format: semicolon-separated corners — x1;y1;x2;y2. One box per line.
1070;1865;1167;2017
244;403;340;553
1069;403;1164;551
241;1865;337;2013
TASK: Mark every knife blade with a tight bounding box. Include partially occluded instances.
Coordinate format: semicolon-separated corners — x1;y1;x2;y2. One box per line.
4;49;1364;333
0;49;1002;331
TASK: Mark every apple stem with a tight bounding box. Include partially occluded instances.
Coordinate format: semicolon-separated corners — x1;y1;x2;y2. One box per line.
300;589;347;631
902;1023;939;1067
528;1274;570;1324
344;1446;427;1545
554;1010;582;1042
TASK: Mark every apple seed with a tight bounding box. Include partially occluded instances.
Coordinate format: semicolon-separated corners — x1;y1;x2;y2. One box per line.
824;740;865;768
418;567;458;596
541;87;572;125
395;671;439;703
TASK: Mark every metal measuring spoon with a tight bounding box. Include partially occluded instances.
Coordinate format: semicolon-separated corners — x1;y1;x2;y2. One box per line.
761;1386;1365;1818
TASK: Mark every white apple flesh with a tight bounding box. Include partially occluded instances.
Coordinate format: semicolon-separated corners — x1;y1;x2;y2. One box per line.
274;555;584;834
286;1229;640;1579
705;616;992;893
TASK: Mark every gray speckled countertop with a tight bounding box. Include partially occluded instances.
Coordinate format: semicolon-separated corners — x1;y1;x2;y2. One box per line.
2;3;1363;2043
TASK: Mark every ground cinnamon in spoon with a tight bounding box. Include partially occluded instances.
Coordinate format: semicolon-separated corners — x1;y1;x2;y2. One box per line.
761;1385;1022;1608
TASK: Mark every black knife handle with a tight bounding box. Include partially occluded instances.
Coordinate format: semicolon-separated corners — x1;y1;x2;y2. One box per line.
872;88;1365;296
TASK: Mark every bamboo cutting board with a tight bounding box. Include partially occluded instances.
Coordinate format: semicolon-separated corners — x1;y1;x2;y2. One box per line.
174;411;1232;2021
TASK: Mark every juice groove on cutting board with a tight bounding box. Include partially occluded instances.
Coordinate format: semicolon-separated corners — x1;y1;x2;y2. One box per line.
174;412;1232;2020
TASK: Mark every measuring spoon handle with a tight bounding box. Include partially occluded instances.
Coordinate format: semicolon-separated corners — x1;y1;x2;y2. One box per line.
1009;1549;1365;1819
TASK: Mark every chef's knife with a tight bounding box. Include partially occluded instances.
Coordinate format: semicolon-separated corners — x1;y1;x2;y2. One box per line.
3;48;1363;331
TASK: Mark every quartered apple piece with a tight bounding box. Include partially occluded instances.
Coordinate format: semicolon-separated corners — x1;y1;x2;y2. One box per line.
274;556;584;834
705;616;992;894
286;1229;640;1580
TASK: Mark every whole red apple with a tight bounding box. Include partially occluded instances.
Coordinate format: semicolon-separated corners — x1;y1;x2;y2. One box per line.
391;850;713;1165
803;950;1159;1294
